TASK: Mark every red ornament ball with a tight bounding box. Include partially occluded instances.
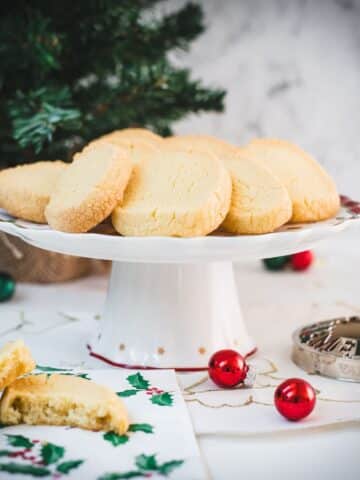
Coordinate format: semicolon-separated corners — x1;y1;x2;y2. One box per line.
291;250;313;271
208;349;248;388
274;378;316;421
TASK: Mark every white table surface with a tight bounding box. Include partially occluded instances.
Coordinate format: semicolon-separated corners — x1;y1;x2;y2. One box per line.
2;227;360;480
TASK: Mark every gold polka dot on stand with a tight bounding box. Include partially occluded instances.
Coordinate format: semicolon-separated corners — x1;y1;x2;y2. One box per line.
157;347;165;355
119;344;126;351
234;339;239;346
198;347;206;355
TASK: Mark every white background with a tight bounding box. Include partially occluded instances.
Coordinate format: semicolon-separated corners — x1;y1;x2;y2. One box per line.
163;0;360;198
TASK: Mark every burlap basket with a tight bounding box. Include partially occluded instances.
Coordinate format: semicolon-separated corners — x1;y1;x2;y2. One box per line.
0;232;109;283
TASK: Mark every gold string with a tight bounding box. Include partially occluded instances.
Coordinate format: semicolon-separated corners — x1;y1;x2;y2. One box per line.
183;375;208;393
186;395;273;409
257;358;287;381
185;394;360;410
182;358;360;409
184;383;277;396
182;358;282;396
318;397;360;404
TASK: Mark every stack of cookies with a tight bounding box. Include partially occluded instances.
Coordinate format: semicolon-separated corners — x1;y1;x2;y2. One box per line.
0;129;340;237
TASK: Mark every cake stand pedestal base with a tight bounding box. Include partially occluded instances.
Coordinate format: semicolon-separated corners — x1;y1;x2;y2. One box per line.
89;261;256;370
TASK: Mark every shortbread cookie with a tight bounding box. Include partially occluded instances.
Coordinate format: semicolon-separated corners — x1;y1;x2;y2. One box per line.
112;146;232;237
95;128;162;147
165;135;292;234
0;161;66;223
0;374;129;434
245;139;340;223
0;340;35;390
90;135;159;165
45;142;132;233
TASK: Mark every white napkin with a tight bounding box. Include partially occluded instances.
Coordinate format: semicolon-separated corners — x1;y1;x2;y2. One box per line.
0;368;204;479
179;355;360;435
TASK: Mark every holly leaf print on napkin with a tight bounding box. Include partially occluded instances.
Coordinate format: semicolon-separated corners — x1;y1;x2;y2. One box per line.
56;460;84;474
128;424;154;434
104;423;154;446
5;434;33;449
0;434;84;477
127;373;149;390
99;472;145;479
117;390;138;398
151;393;173;407
0;462;51;476
117;372;173;406
40;442;65;465
158;460;184;476
99;454;184;479
135;454;158;471
103;432;129;446
35;365;69;372
35;365;90;380
0;450;12;457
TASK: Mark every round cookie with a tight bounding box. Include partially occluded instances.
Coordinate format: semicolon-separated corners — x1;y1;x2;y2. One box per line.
89;134;160;165
245;139;340;223
0;161;67;223
94;128;162;147
112;146;232;237
45;142;132;233
164;135;292;234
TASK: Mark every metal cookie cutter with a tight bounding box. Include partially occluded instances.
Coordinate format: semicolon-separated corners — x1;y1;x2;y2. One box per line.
292;316;360;382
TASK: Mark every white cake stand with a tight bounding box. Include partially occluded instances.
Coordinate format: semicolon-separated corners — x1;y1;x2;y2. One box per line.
0;200;358;371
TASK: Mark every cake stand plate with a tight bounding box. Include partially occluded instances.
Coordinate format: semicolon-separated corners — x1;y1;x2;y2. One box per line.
0;200;358;370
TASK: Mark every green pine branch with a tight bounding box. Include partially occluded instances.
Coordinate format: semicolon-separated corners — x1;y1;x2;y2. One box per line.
75;61;224;138
8;87;81;154
0;9;63;90
0;1;226;167
151;3;204;52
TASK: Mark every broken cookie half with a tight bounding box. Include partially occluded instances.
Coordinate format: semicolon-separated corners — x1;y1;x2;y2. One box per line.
0;373;129;435
0;340;128;435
